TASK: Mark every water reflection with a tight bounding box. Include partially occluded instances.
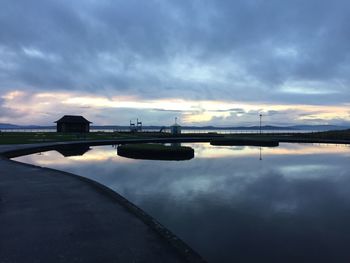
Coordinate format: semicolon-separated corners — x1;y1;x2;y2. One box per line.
14;143;350;262
55;145;91;157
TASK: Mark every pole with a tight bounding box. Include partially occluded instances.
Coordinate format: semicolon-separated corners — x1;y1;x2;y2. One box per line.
259;114;262;134
259;147;262;161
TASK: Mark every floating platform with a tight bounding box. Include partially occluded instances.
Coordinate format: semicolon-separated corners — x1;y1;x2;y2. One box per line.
117;143;195;161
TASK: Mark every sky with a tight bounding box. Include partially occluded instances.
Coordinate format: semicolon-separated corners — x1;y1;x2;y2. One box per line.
1;0;350;126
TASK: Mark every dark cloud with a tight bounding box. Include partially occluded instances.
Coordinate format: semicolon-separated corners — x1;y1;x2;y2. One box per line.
1;0;350;108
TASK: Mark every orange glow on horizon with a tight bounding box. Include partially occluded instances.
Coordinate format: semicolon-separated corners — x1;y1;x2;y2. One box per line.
1;90;350;125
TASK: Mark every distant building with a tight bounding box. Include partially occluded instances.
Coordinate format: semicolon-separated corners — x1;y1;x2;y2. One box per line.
55;115;92;133
170;118;181;135
129;118;142;132
170;123;181;135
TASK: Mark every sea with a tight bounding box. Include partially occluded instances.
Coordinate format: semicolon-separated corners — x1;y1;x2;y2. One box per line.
0;128;313;134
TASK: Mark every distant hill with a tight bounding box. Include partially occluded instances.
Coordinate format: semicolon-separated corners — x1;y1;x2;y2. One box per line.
0;123;54;129
0;123;20;129
181;125;295;130
93;125;350;131
172;125;349;131
289;125;348;131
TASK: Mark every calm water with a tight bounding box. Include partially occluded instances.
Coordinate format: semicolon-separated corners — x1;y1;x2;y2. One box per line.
14;143;350;262
1;128;311;134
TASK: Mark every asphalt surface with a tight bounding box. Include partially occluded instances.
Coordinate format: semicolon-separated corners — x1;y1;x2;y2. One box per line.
0;142;205;263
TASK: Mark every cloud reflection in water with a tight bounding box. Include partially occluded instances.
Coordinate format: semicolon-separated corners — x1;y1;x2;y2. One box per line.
15;143;350;262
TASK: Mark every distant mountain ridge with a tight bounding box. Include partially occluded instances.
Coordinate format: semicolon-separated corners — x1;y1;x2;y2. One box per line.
0;123;53;129
1;123;349;131
0;123;19;129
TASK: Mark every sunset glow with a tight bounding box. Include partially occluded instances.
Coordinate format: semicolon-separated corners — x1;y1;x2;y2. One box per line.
1;90;349;126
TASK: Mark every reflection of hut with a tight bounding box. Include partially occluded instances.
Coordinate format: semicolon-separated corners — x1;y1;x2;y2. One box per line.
55;115;92;133
56;145;91;157
170;118;181;135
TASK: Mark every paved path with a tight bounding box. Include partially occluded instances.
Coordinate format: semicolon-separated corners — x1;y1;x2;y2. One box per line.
0;141;206;263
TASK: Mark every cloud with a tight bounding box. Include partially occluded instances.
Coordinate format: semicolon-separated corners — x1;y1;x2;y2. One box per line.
0;98;22;119
1;89;350;125
1;0;350;124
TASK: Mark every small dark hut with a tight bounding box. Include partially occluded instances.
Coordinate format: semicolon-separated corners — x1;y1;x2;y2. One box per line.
55;115;92;133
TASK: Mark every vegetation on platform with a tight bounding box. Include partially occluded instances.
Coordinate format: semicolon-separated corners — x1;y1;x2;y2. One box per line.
117;143;194;160
0;132;132;144
0;131;222;144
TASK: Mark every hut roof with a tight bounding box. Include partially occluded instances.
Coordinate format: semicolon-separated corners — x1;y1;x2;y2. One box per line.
55;115;92;124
